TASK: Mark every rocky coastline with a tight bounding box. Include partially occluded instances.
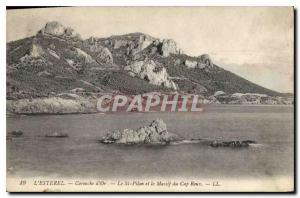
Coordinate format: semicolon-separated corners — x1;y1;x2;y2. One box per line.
6;91;293;115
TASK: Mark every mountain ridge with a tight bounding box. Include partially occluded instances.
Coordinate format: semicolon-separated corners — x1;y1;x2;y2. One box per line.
7;21;285;101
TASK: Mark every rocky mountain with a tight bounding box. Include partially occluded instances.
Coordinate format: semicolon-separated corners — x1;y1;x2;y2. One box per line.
7;21;284;101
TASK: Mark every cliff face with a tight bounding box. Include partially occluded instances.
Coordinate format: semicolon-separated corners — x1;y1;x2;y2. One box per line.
7;21;284;106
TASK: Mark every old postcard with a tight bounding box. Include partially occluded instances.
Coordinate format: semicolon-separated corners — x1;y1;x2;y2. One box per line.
6;7;294;192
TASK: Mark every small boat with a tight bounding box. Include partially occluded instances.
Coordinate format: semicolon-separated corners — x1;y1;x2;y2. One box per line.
8;130;23;137
45;132;69;138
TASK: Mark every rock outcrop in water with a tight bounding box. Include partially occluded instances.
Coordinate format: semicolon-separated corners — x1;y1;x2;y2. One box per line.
100;119;180;144
209;140;256;148
8;130;23;137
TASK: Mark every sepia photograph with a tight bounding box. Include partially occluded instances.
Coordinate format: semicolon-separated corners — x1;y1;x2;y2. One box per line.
6;6;294;192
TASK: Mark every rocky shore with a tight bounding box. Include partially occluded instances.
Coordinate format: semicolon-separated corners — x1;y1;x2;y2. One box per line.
207;91;294;105
6;96;98;114
6;93;294;115
6;90;293;115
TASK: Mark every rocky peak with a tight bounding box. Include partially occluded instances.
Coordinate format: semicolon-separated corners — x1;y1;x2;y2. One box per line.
40;21;82;40
199;54;213;68
138;34;156;51
158;39;181;57
111;33;156;55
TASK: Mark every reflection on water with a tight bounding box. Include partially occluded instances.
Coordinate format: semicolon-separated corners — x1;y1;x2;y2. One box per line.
7;105;294;180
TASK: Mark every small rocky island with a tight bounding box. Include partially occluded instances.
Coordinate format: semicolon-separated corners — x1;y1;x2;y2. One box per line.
100;119;257;147
100;119;180;144
8;130;23;137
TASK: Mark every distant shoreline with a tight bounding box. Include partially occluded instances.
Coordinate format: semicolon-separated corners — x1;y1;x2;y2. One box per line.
6;103;294;116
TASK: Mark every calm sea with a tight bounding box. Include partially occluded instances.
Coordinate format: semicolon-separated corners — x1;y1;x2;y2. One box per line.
7;105;294;180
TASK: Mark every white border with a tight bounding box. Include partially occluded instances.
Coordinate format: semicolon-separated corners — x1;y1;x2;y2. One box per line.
2;0;297;6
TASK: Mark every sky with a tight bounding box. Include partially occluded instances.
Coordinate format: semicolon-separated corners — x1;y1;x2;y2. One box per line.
6;7;294;93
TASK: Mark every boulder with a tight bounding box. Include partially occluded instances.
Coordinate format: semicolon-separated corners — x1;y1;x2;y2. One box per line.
37;70;52;77
20;43;45;62
97;47;113;64
88;41;113;64
74;48;95;64
30;43;44;58
184;60;198;68
150;47;157;55
174;59;181;66
159;39;179;57
208;96;220;104
47;48;60;59
100;119;179;144
49;43;56;50
138;34;154;51
153;39;160;46
214;91;226;97
199;54;213;68
124;60;178;90
42;21;65;36
70;88;85;93
86;37;97;45
197;62;207;69
104;40;112;46
64;27;78;38
40;21;82;40
113;40;129;49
